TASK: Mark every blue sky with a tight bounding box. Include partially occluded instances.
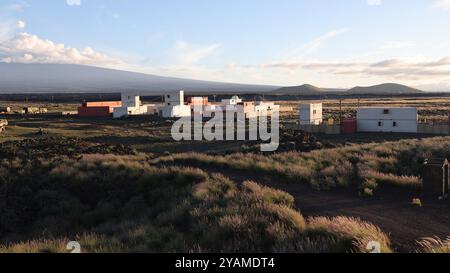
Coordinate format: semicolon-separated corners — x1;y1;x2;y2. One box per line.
1;0;450;90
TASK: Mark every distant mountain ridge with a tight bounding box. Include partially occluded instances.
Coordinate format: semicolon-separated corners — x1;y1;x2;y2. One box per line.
0;63;426;95
270;83;424;95
270;84;325;95
345;83;424;95
0;63;278;94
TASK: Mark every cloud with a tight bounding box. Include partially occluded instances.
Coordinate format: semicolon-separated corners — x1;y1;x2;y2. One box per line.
258;56;450;80
66;0;81;6
0;21;19;41
169;41;222;66
212;54;450;90
0;32;120;65
16;20;25;29
433;0;450;10
367;0;382;6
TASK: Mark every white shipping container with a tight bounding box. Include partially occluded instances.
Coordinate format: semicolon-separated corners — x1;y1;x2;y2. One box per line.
357;107;418;133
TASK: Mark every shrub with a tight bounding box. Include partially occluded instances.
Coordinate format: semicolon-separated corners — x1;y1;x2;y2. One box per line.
306;216;392;253
242;181;295;208
417;237;450;253
361;170;421;189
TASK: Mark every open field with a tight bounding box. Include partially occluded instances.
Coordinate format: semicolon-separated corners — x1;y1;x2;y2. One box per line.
0;95;449;253
280;96;450;124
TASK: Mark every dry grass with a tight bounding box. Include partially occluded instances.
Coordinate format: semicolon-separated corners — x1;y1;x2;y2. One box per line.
154;137;450;192
307;216;392;253
0;153;395;253
417;237;450;253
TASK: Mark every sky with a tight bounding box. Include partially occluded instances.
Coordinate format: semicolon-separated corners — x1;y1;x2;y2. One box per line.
1;0;450;90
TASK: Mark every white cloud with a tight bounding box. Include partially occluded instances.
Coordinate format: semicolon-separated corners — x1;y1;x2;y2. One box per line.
66;0;81;6
169;41;222;66
16;20;25;29
367;0;382;6
433;0;450;9
193;54;450;91
0;32;120;65
256;56;450;82
0;21;18;41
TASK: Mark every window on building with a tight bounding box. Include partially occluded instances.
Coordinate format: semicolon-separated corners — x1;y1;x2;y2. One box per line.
393;121;398;127
168;103;171;106
378;121;383;127
383;109;390;114
167;95;171;99
313;110;317;115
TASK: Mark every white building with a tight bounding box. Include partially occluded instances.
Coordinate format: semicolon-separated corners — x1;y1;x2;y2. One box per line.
357;107;418;133
113;93;155;118
300;103;323;125
221;96;242;106
160;90;191;118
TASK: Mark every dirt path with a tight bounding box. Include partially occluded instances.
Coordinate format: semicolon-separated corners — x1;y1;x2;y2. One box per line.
160;162;450;252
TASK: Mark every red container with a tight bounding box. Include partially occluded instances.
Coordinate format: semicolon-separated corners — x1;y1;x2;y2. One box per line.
83;101;122;107
78;106;112;117
341;118;357;134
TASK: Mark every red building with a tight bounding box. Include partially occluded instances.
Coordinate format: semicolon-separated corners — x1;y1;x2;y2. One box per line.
78;101;122;117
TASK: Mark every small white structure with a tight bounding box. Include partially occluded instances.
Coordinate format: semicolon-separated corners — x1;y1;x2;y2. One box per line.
160;90;191;118
357;107;418;133
253;101;276;117
300;103;323;125
221;96;242;106
113;93;155;118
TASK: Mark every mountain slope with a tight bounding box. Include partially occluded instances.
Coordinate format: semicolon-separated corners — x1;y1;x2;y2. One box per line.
270;84;325;95
346;83;424;95
0;63;278;94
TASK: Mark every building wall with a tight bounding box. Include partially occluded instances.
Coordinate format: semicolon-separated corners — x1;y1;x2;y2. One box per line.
121;94;141;108
161;105;191;118
78;106;112;117
299;124;340;135
357;107;418;133
83;101;121;108
300;103;323;125
165;91;184;106
188;97;208;106
418;124;450;135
